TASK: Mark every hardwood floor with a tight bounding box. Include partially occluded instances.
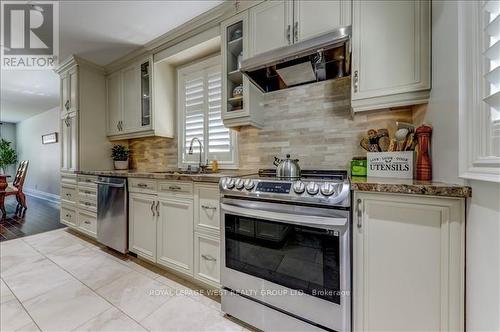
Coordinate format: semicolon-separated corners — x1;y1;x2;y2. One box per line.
0;195;64;242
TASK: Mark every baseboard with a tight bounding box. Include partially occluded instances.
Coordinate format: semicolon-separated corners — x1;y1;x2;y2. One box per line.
24;188;61;205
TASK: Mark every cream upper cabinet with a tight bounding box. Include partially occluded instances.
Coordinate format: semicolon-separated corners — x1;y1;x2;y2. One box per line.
353;192;464;332
351;0;431;112
129;193;157;263
106;71;122;136
294;0;351;42
60;66;78;115
60;111;78;172
121;64;141;133
248;0;293;57
156;197;194;277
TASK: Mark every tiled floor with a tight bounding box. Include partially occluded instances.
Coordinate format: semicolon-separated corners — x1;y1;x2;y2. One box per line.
0;228;248;332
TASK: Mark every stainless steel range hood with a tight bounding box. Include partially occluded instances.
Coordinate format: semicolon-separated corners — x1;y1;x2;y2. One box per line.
240;26;351;93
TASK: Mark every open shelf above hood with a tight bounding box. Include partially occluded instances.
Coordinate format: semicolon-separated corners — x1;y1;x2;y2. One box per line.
240;26;351;93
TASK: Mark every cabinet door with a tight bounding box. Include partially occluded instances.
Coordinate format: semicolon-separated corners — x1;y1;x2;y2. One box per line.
249;0;293;57
351;0;430;109
121;65;141;133
60;112;78;172
106;72;122;135
294;0;351;42
61;72;70;114
157;197;193;276
194;232;220;287
353;192;464;332
129;193;157;262
68;67;79;113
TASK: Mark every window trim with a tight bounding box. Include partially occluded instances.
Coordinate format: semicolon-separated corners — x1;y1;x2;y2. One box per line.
177;54;238;169
458;1;500;182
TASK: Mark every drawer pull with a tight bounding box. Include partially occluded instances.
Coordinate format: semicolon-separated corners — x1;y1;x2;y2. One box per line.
168;185;182;191
201;205;217;210
84;220;91;225
84;202;92;206
84;190;93;194
66;193;72;197
65;214;71;218
201;254;217;262
85;179;92;183
137;183;148;188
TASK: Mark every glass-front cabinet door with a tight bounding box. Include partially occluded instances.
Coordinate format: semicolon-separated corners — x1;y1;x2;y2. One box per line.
140;60;151;127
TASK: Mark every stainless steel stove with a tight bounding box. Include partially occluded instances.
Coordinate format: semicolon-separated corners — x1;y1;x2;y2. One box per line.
219;169;351;332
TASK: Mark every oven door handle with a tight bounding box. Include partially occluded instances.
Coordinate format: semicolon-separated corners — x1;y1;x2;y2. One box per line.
220;203;348;230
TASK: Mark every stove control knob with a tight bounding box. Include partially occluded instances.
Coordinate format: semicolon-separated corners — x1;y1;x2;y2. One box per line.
226;178;235;189
235;178;245;190
306;182;319;195
244;179;255;190
320;183;336;196
293;181;305;194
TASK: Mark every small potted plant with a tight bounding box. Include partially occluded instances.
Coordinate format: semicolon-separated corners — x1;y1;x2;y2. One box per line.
0;139;17;175
111;145;129;170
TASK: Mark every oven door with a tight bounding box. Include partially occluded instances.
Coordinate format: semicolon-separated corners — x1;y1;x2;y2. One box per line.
220;197;351;331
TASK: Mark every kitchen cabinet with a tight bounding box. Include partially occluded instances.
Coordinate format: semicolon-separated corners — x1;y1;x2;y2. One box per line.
194;232;220;288
353;192;464;331
248;0;351;57
60;66;78;115
106;56;174;140
156;197;194;276
56;56;112;172
60;111;78;172
129;193;158;263
294;0;351;42
351;0;431;112
221;11;264;128
193;184;220;235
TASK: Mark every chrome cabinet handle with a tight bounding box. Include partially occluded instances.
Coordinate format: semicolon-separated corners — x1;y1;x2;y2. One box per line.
294;21;298;42
201;205;217;210
168;185;181;191
66;193;72;197
84;202;92;206
357;198;362;228
65;100;70;111
353;71;359;93
65;214;71;218
155;201;160;217
119;121;123;131
84;220;91;225
286;24;291;44
117;122;120;131
137;183;148;188
201;254;216;262
151;201;156;217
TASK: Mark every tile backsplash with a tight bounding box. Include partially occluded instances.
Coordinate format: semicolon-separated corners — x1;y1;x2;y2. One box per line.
128;77;414;171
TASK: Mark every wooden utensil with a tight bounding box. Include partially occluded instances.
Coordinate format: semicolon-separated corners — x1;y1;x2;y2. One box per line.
360;137;370;151
395;128;409;151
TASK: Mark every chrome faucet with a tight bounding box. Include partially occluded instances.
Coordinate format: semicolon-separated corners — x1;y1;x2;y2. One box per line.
188;137;206;172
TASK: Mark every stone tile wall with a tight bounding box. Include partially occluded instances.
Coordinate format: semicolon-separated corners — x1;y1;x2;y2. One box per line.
128;77;415;171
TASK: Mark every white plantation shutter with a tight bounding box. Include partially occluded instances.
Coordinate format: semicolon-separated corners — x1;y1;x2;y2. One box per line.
178;56;237;167
483;1;500;156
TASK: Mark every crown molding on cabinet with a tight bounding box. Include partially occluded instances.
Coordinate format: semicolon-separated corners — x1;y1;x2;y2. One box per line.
104;1;263;74
55;55;105;75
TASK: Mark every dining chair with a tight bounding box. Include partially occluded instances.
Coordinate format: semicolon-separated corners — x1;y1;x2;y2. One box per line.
0;161;29;219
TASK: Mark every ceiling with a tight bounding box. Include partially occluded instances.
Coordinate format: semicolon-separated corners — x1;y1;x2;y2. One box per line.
1;0;222;123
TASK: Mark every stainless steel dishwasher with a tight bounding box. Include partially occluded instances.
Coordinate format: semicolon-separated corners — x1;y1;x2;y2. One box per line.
95;176;128;253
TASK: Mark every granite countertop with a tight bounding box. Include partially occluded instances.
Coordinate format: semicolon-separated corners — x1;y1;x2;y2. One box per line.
76;169;258;183
351;176;472;198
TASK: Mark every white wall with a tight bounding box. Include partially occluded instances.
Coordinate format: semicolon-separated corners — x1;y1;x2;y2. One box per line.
428;2;500;331
0;122;17;177
16;107;60;198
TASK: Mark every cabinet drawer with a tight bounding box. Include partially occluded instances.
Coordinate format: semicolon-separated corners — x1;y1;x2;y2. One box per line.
77;210;97;237
61;204;78;228
78;197;97;213
158;181;193;196
194;232;220;287
77;175;97;188
78;187;97;203
61;184;77;205
61;173;77;185
129;178;157;194
194;184;220;234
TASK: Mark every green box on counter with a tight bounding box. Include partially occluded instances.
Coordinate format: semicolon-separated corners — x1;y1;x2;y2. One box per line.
351;157;367;177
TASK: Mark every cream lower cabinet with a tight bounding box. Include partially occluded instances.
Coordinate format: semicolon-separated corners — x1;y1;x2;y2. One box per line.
353;192;465;332
129;193;158;263
156;197;194;276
